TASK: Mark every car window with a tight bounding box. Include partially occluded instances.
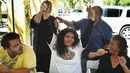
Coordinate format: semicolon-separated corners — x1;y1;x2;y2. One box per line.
72;9;82;13
103;8;122;17
126;10;130;17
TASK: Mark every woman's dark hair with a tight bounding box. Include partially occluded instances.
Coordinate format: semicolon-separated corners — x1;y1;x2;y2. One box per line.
112;35;128;56
54;28;79;56
1;32;20;49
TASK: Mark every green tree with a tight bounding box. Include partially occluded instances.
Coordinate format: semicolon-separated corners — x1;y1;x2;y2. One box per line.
119;0;130;6
83;0;92;6
104;0;130;6
103;0;115;5
67;0;80;8
59;0;80;9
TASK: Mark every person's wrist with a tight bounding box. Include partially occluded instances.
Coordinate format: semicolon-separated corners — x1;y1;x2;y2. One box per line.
94;52;98;57
91;18;95;21
122;64;127;68
89;17;94;21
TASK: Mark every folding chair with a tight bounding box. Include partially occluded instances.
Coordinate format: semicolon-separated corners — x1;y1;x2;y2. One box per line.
86;60;99;73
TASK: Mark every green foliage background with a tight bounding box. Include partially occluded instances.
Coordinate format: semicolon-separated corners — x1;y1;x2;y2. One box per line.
60;0;130;9
104;0;130;6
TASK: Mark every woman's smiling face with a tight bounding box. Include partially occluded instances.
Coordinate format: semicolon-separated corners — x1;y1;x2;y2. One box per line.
64;32;74;47
109;39;119;55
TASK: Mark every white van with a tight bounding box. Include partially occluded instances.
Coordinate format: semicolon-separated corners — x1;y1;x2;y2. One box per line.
101;6;130;38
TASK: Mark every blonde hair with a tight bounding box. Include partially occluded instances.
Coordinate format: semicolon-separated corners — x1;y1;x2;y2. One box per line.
33;1;52;23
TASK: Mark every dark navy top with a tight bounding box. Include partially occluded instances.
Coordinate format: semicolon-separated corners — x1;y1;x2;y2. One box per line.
73;18;112;58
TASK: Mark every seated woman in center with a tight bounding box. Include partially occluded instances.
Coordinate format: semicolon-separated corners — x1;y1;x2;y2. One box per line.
49;28;82;73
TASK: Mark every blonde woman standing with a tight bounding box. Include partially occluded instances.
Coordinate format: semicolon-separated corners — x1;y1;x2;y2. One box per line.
30;1;59;73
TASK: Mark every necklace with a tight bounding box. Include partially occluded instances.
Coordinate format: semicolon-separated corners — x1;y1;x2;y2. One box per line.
60;50;75;60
